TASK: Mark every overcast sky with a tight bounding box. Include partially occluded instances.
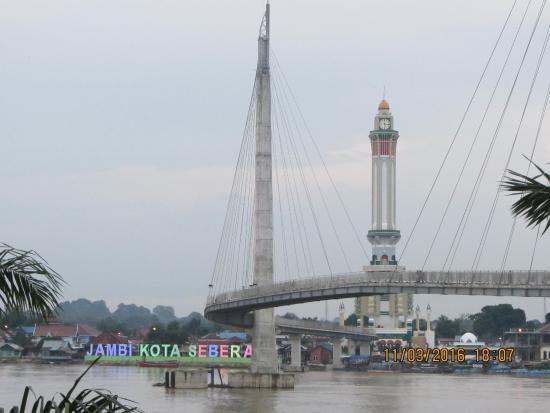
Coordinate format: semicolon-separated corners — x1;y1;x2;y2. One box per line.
1;0;550;321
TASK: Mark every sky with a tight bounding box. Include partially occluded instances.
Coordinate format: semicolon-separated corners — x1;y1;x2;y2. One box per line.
1;0;550;321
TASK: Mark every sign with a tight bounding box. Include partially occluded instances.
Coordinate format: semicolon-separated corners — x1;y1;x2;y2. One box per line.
86;343;253;359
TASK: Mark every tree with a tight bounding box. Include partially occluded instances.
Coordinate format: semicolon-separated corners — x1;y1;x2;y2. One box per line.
96;317;127;334
471;304;526;340
435;315;460;338
112;303;154;329
546;312;550;325
524;319;542;330
152;305;177;324
455;314;474;334
281;312;299;320
344;313;358;327
0;244;63;320
503;161;550;235
412;318;427;332
58;298;111;325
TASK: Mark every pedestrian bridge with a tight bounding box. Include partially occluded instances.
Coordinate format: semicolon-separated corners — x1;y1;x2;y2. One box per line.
205;270;550;327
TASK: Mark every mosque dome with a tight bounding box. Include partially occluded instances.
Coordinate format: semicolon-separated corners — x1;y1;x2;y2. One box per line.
460;332;478;344
378;99;390;110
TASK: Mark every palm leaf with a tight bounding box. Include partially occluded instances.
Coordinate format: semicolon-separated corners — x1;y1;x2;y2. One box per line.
502;159;550;235
0;243;64;320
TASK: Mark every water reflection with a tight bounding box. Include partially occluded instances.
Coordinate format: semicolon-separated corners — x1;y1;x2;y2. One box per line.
1;365;550;413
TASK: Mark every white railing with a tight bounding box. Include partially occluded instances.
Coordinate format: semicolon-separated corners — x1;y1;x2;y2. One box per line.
207;270;550;306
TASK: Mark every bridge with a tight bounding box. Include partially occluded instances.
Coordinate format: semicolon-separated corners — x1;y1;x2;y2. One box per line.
204;2;550;378
274;316;376;341
274;315;375;370
207;270;550;327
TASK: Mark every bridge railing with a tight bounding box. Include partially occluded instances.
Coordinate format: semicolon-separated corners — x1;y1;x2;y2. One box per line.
207;270;550;305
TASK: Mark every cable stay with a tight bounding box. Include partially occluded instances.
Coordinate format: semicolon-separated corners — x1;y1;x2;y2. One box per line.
398;0;520;267
442;0;546;272
474;19;550;274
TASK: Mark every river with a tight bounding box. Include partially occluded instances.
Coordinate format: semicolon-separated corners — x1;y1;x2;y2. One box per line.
1;364;549;412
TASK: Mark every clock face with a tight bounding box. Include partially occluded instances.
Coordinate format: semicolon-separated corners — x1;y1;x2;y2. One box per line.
379;118;391;130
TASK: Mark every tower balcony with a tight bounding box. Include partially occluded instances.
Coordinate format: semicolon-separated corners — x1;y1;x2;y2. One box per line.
367;229;401;246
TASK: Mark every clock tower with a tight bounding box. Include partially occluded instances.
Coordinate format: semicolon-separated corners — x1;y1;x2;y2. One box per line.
367;98;400;262
356;99;411;330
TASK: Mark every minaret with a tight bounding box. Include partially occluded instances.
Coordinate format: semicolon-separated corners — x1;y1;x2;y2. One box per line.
367;99;401;263
251;2;278;373
338;302;345;327
415;304;421;333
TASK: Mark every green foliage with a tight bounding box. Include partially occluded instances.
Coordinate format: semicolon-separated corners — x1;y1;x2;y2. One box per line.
524;319;543;330
546;312;550;325
51;299;222;338
435;314;473;338
7;358;142;412
152;305;177;324
0;309;38;328
503;161;550;234
146;315;220;343
0;244;64;321
111;304;155;330
12;330;31;347
58;299;111;325
281;312;299;320
471;304;526;340
412;318;427;332
435;315;460;338
96;317;128;335
147;321;188;344
344;313;358;327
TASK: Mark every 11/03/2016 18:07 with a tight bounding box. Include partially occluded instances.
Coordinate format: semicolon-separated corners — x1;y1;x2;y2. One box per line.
384;347;515;363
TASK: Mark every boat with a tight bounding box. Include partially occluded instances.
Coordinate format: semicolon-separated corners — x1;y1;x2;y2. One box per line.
138;361;179;368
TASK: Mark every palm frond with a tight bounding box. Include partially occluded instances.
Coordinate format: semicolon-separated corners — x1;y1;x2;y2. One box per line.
502;159;550;235
0;243;64;320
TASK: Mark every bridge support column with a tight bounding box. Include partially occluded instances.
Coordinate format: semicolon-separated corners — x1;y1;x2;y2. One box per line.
251;308;278;373
289;333;302;367
347;339;357;355
331;338;343;369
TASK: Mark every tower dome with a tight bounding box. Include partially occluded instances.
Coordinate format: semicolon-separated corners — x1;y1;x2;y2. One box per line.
378;99;390;110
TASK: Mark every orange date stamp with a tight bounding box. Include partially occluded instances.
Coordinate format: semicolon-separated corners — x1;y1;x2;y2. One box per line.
383;347;514;363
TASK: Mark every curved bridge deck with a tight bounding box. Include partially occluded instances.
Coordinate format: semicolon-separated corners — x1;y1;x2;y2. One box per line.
205;270;550;326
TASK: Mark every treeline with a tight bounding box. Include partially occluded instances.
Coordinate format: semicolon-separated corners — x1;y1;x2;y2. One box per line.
332;304;550;342
435;304;549;340
0;298;222;338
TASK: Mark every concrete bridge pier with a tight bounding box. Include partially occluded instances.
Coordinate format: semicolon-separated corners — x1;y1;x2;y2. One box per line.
346;339;370;357
331;338;343;369
290;333;302;367
348;339;357;355
359;342;371;357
